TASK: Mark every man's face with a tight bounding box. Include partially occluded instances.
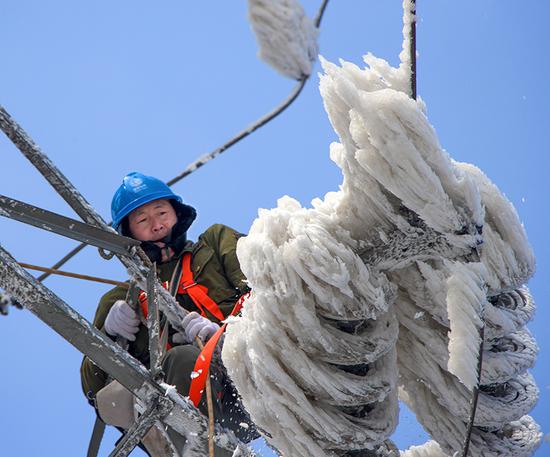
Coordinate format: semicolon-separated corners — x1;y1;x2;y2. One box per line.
127;199;177;243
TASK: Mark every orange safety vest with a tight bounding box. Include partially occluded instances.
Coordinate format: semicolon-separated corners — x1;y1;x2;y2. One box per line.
138;252;247;407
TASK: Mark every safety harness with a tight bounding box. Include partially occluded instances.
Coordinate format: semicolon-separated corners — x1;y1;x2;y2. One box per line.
138;251;247;407
177;253;225;322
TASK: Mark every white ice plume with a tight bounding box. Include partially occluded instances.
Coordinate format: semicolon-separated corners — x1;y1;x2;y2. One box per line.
248;0;318;79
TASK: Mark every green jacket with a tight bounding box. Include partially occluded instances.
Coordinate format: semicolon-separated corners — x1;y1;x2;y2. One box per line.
80;223;248;400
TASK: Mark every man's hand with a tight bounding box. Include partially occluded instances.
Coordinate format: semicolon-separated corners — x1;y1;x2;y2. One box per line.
182;311;219;343
104;300;140;341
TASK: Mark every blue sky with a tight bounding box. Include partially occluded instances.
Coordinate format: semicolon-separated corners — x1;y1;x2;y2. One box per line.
0;1;548;455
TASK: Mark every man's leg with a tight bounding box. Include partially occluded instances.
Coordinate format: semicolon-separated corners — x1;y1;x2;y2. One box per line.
95;380;134;429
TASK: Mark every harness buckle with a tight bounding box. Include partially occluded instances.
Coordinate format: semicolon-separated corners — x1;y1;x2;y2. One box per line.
181;281;197;291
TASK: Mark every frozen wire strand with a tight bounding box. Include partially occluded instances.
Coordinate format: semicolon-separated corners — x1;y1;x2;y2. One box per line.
409;0;417;100
34;0;331;282
460;322;486;457
166;0;331;188
166;78;307;187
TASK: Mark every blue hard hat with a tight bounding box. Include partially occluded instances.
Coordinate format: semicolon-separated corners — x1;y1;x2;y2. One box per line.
111;172;183;231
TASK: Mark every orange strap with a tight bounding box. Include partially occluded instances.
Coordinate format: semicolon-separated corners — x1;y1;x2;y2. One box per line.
177;253;225;322
188;292;249;407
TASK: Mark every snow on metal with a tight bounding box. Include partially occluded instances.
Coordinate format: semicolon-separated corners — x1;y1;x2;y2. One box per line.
0;291;13;315
248;0;319;79
223;7;540;457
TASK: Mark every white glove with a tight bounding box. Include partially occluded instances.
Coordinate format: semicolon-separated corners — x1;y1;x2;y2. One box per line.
104;300;140;341
182;311;220;343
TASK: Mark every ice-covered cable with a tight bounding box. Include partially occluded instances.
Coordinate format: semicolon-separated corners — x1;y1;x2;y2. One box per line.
225;7;538;457
456;162;535;294
248;0;319;79
222;50;476;456
390;159;538;456
223;198;399;456
394;192;539;455
318;18;539;455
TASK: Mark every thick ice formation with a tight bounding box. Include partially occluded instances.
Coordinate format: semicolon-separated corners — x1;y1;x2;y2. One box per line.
457;162;535;294
224;3;539;456
248;0;318;79
223;197;399;456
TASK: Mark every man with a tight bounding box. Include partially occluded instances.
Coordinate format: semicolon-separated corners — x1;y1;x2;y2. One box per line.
80;171;256;456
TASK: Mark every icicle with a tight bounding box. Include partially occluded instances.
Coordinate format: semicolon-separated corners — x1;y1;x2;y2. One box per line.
445;262;486;390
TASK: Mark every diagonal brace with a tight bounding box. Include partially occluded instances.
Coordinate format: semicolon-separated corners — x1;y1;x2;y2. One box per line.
0;194;140;255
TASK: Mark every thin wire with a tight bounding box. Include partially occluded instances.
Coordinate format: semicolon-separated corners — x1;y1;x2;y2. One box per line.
20;262;129;288
408;0;417;100
33;0;331;283
37;243;87;281
166;78;307;187
460;322;485;457
314;0;330;27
